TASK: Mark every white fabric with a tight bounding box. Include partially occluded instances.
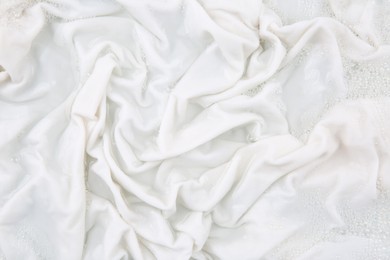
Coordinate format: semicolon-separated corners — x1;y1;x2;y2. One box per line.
0;0;390;259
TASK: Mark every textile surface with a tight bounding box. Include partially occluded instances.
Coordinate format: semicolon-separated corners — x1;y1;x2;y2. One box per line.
0;0;390;259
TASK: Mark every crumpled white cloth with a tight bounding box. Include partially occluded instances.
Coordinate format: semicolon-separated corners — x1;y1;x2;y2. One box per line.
0;0;390;259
